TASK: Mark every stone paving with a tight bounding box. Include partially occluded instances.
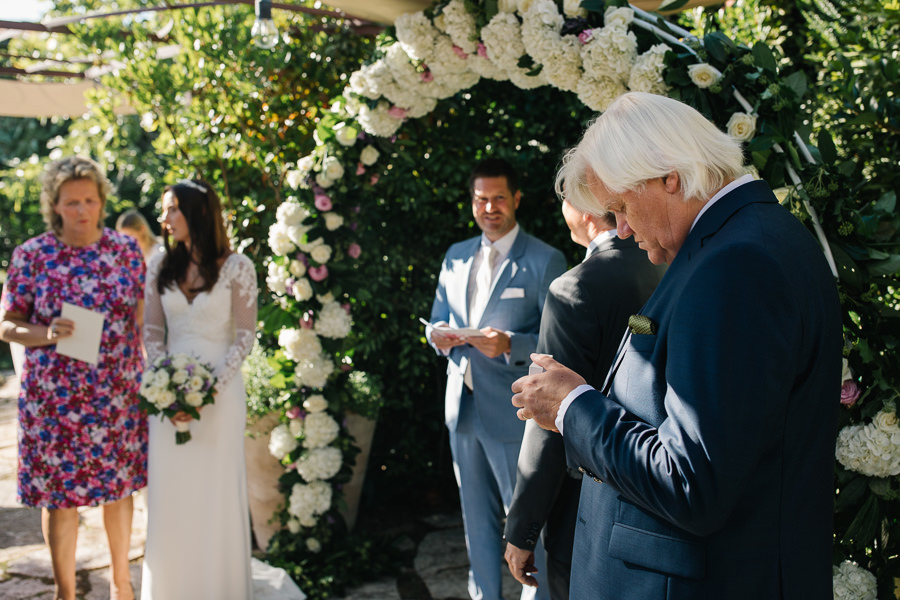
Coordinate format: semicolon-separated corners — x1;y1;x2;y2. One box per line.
0;369;520;599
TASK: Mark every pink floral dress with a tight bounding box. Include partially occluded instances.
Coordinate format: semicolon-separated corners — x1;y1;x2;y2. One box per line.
1;229;148;508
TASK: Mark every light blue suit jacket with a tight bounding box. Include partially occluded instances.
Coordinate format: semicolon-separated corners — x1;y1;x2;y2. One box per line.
430;230;566;442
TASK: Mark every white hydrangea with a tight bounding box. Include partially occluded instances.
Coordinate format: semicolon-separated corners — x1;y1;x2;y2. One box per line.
266;261;290;295
267;222;295;256
563;0;586;17
359;145;380;166
348;66;381;100
276;201;310;226
582;24;638;84
832;561;877;600
302;412;341;449
268;423;299;460
427;36;471;78
294;352;335;390
310;244;332;265
628;43;670;95
288;480;332;527
604;6;634;28
303;394;328;413
577;74;627;113
291;277;313;302
296;446;343;481
289;417;303;438
436;0;478;54
278;327;322;364
323;212;344;231
836;403;900;477
288;259;306;278
357;101;404;137
481;13;529;75
395;11;438;61
314;301;352;339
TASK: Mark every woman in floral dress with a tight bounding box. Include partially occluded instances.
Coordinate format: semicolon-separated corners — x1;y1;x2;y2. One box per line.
0;156;147;600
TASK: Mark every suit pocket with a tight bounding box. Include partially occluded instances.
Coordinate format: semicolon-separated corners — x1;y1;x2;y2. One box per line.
609;500;705;580
611;334;667;426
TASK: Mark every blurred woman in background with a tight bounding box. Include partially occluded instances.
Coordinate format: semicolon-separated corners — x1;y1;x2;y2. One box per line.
116;208;163;262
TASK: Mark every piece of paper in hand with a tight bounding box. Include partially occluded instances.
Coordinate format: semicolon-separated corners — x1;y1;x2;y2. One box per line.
55;302;106;365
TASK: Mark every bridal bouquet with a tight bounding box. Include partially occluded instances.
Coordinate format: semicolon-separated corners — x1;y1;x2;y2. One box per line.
138;353;217;445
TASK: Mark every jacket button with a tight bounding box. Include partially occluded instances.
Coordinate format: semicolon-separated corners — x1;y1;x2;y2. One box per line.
578;466;585;474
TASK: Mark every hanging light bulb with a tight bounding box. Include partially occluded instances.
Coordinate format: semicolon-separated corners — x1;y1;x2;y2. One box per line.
251;0;278;49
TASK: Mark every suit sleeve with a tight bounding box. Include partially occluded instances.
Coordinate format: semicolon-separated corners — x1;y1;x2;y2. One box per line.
508;248;567;366
563;245;805;536
428;253;452;356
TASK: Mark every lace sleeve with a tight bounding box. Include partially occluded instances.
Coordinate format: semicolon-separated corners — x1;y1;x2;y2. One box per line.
216;254;258;386
143;252;167;364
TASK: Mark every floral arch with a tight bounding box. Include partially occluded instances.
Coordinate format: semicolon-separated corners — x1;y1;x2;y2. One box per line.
259;0;888;596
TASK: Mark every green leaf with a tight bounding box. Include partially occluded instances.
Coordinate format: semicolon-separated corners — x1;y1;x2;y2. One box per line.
835;475;869;512
874;190;897;214
869;255;900;277
703;32;736;64
816;130;838;165
581;0;605;11
782;71;808;100
751;42;778;74
843;493;880;548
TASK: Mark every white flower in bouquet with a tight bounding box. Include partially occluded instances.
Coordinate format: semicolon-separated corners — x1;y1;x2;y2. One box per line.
563;0;587;17
577;74;628;113
284;170;304;190
323;213;344;231
628;44;670;95
395;11;438;61
188;375;204;392
333;122;358;147
357;101;404;137
171;355;189;369
266;261;290;295
303;394;329;413
184;391;204;407
832;561;877;600
315;301;352;339
277;201;310;226
726;112;758;141
688;63;723;89
289;417;303;438
310;244;332;265
314;172;334;189
268;223;296;256
288;259;306;278
287;519;302;534
524;0;562;28
604;6;634;28
302;412;341;449
153;369;170;388
437;0;478;54
836;403;900;477
292;278;314;302
278;328;322;364
305;538;322;553
268;423;299;460
296;446;343;481
172;369;188;385
293;352;335;390
359;145;380;167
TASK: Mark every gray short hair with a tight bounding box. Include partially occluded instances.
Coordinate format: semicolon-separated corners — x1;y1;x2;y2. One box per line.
40;156;112;235
556;92;745;213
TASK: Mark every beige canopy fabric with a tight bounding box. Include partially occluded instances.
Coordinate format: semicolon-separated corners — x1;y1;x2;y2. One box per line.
0;79;135;118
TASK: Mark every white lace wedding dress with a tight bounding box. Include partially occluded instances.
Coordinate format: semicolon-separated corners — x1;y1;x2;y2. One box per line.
141;252;257;600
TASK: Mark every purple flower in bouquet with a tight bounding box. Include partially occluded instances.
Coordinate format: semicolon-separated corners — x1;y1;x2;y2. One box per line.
138;353;217;444
841;380;861;407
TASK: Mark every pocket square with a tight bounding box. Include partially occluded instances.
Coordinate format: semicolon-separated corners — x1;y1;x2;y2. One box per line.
500;287;525;299
628;314;657;335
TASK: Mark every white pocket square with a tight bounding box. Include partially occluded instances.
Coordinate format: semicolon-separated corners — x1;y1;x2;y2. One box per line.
500;287;525;299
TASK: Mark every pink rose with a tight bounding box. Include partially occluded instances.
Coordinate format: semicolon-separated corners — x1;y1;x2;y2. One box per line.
299;314;314;329
452;45;468;59
314;193;333;211
579;29;594;44
308;265;329;281
347;243;361;259
388;106;407;120
477;42;488;58
420;70;434;83
369;174;379;185
356;162;366;175
341;303;351;314
840;380;861;407
286;406;302;419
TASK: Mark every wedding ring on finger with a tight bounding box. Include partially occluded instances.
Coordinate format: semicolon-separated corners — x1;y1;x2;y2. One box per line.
50;325;58;337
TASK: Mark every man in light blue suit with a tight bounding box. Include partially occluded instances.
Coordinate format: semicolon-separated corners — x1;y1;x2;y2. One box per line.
427;158;566;600
512;93;842;599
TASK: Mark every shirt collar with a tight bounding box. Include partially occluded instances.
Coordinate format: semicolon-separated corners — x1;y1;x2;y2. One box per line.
481;223;519;261
690;174;755;232
585;229;617;261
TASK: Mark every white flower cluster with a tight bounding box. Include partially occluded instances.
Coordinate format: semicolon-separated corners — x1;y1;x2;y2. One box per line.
277;327;335;390
288;480;332;527
268;201;312;257
521;0;582;93
268;423;299;461
836;403;900;478
832;561;877;600
435;0;478;54
138;353;214;412
628;43;670;95
296;446;343;481
303;394;328;413
314;301;352;339
302;411;341;449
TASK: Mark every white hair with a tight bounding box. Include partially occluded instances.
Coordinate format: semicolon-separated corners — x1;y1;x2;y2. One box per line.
556;92;745;214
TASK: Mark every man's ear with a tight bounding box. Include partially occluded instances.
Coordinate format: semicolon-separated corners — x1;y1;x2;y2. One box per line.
663;172;680;194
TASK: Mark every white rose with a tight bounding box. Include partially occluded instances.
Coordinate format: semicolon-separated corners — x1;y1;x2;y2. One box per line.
297;155;315;172
310;244;332;265
276;201;309;226
322;156;345;181
285;170;304;189
303;395;328;413
874;408;900;434
188;376;204;392
359;145;380;166
268;423;299;460
184;391;204;407
154;370;170;388
314;173;333;189
288;259;306;278
604;6;634;28
563;0;586;17
287;519;301;534
333;123;358;147
688;63;722;89
172;369;188;385
172;354;189;369
292;278;313;302
726;112;757;141
306;538;322;553
267;223;296;256
323;212;344;231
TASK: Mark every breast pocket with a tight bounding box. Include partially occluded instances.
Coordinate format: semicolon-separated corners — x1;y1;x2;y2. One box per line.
610;334;667;426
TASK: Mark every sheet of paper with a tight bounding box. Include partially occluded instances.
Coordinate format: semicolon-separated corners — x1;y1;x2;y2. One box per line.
55;302;106;365
418;318;485;338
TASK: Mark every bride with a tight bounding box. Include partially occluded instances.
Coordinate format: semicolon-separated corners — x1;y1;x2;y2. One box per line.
141;179;257;599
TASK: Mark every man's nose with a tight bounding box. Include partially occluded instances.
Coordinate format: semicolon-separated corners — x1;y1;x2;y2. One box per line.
616;215;633;239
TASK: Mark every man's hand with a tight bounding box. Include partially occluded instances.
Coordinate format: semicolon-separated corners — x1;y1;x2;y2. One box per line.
467;327;510;358
511;353;586;432
504;542;538;588
430;329;467;352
